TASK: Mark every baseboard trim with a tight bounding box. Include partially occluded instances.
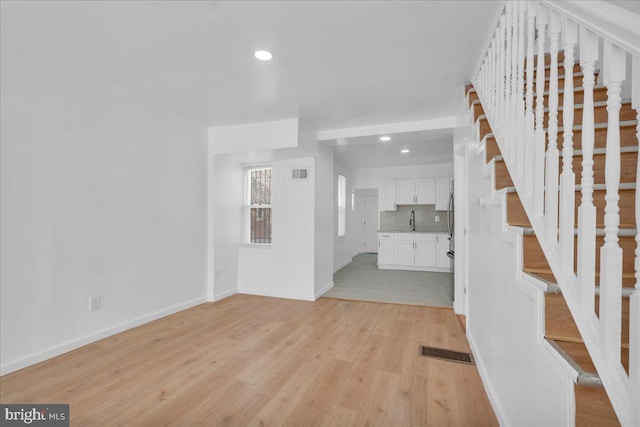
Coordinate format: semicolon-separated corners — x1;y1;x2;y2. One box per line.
238;287;315;302
314;281;334;300
213;288;237;302
378;264;453;273
333;257;353;273
0;296;207;376
466;331;509;427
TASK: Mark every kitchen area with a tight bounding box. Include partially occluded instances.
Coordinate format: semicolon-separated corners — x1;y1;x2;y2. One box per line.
325;172;455;307
378;177;453;273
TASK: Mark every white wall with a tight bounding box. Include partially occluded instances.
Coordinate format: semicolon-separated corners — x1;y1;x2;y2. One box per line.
237;157;316;300
1;39;208;374
210;120;333;302
463;136;573;425
211;154;244;301
315;145;335;297
333;158;354;272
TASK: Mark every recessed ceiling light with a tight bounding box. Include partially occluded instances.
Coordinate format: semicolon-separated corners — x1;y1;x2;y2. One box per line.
254;50;273;61
401;149;410;153
379;136;391;142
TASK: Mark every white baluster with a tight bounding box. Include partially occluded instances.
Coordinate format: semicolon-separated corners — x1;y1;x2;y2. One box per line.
534;5;547;218
545;10;561;242
600;41;625;365
498;15;506;135
577;28;598;314
492;40;497;120
525;4;536;200
516;1;526;184
510;1;519;167
559;17;578;274
631;53;640;427
504;2;513;151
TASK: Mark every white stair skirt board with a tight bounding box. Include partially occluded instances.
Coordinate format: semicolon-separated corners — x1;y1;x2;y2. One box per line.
323;253;454;307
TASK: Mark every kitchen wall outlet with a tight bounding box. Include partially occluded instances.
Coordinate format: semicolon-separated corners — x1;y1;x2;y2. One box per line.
435;215;440;222
89;295;102;312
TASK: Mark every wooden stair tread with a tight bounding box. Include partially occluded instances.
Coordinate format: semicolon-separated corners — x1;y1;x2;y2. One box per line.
524;51;566;67
575;385;621;426
550;340;597;373
524;267;637;287
546;293;631;350
506;190;638;229
493;150;638;188
523;234;637;280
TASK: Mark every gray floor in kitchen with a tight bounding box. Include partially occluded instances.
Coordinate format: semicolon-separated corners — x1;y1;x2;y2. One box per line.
322;253;454;307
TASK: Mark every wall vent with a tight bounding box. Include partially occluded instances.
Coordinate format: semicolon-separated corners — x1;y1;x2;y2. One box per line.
291;168;308;180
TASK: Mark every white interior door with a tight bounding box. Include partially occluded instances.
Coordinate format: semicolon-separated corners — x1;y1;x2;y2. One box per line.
364;195;378;253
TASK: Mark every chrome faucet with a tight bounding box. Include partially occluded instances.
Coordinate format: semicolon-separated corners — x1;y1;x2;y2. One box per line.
409;209;416;231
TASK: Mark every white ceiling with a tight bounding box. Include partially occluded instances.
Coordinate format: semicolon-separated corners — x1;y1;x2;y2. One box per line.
334;129;454;169
1;0;505;168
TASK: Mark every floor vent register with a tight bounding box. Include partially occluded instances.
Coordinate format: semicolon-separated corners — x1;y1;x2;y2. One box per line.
419;345;475;365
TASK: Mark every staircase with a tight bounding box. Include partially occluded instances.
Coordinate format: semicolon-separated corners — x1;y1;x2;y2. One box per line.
467;1;639;425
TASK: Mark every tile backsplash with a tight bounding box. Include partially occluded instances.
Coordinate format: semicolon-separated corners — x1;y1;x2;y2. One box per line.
379;205;449;232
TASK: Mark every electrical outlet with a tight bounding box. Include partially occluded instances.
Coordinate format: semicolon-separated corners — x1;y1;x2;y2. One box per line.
89;296;102;312
215;270;221;279
435;215;440;222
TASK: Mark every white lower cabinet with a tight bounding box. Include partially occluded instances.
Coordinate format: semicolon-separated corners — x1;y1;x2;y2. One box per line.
378;240;395;265
415;241;436;267
378;232;451;272
394;240;415;265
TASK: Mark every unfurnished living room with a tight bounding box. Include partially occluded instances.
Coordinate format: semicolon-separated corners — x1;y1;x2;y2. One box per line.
2;1;640;426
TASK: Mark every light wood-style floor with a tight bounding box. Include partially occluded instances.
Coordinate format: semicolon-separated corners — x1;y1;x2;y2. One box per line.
0;295;498;426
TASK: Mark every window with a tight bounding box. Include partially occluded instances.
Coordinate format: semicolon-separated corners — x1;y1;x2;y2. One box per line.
338;174;346;237
246;167;272;244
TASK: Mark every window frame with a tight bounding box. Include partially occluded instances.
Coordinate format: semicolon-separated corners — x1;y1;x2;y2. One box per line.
245;166;272;246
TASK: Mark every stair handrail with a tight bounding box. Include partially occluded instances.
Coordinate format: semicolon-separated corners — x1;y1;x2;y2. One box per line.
471;1;640;425
540;1;640;58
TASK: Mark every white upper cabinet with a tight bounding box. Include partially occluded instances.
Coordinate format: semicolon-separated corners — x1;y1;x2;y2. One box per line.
416;179;436;204
396;179;435;205
383;177;450;208
396;180;416;205
384;180;397;211
435;178;451;211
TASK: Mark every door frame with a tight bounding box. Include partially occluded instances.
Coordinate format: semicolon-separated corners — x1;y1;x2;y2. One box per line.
363;194;379;253
353;188;379;255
